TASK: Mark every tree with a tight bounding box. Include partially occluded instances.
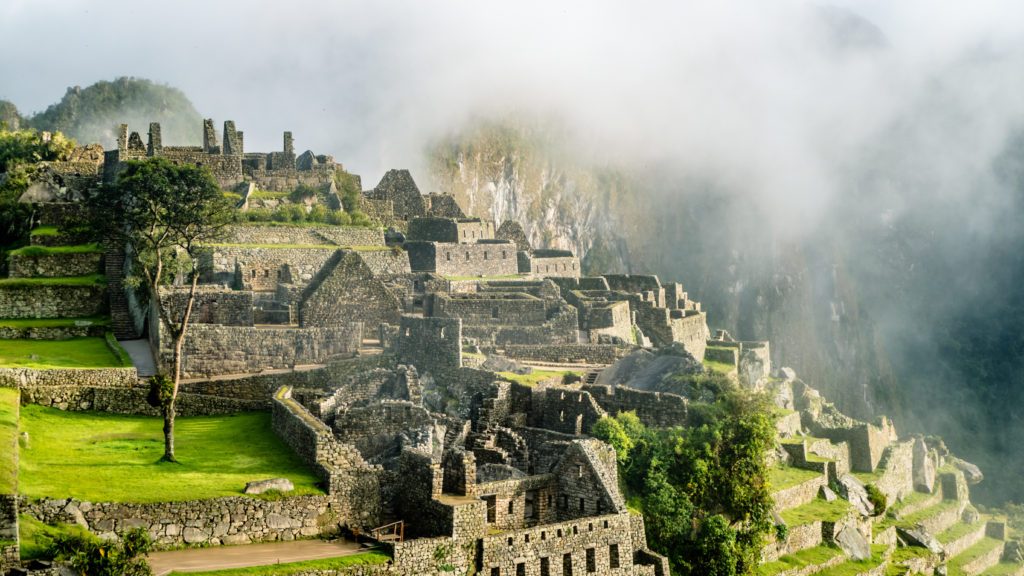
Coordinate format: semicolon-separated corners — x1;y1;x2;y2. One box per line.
88;157;234;462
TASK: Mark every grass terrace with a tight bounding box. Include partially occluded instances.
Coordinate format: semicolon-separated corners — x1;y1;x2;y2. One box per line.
780;496;851;526
498;369;581;387
768;465;822;491
18;514;94;560
7;243;103;256
167;550;392;576
823;544;890;576
0;316;110;329
702;358;736;374
0;274;106;287
206;243;340;250
18;408;324;502
28;225;59;237
938;518;985;544
756;544;843;576
247;189;290;199
948;537;1004;576
880;498;961;532
0;336;130;368
0;388;18;493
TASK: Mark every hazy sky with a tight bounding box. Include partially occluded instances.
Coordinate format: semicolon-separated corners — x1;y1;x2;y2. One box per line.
3;0;1024;231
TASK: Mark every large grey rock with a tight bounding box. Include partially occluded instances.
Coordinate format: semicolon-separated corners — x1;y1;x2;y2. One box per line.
182;527;208;544
912;437;936;493
244;478;295;495
61;502;89;529
836;474;874;517
951;457;984;485
835;525;871;561
481;355;531;374
819;485;838;502
898;526;944;555
775;367;798;381
962;508;981;524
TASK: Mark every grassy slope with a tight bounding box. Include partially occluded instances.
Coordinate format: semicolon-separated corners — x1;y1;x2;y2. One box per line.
0;388;17;493
166;550;391;576
18;514;94;560
0;337;125;368
498;369;581;387
0;274;106;286
7;243;102;256
768;465;822;492
19;408;323;502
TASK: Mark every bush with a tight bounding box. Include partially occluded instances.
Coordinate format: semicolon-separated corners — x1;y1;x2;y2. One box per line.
327;210;352;225
865;484;887;516
47;527;153;576
289;183;318;203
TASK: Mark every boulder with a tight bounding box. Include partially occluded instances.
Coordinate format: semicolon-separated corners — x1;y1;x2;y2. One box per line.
912;437;936;493
244;478;295;495
951;457;984;485
898;526;944;555
182;527;208;544
962;508;981;524
835;525;871;561
481;355;531;375
819;485;838;502
836;474;874;517
775;367;797;381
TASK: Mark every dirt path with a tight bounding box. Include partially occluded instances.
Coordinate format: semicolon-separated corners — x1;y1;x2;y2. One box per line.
147;539;367;575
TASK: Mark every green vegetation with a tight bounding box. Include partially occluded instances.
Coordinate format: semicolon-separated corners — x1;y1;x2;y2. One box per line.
779;497;851;526
48;526;152;576
0;274;106;287
19;407;323;502
0;388;18;493
883;499;961;531
240;202;373;228
498;370;581;387
938;518;984;544
167;550;392;575
0;336;129;368
0;127;76;245
703;358;737;374
948;537;1004;576
28;77;202;145
29;225;59;237
755;544;843;576
334;168;362;213
18;514;95;561
0;316;110;329
8;243;102;256
819;545;890;576
865;483;888;516
249;189;290;199
768;465;821;491
592;372;776;576
980;562;1024;576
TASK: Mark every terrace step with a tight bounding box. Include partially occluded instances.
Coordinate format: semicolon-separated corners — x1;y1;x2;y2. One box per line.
948;537;1006;576
939;519;988;560
978;562;1024;576
756;544;846;576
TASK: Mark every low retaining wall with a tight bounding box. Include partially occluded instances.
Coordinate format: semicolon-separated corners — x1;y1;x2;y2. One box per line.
0;367;137;388
500;344;632;365
772;474;826;512
23;495;337;549
0;283;107;319
20;385;266;416
0;322;108;340
8;252;102;278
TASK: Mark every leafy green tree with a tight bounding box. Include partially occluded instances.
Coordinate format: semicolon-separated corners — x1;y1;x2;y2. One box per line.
334;168;362;212
47;527;153;576
87;157;234;462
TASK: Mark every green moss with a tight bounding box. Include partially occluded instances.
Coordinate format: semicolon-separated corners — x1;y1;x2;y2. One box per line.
18;514;95;560
8;243;102;256
0;388;17;493
165;550;392;575
0;336;126;368
28;226;58;237
768;465;822;491
0;274;106;287
881;499;961;532
780;496;852;526
19;408;324;503
979;562;1024;576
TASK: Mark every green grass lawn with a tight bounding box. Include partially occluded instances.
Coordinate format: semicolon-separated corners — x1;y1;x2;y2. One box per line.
703;358;736;374
821;544;890;576
948;537;1004;576
768;465;821;491
780;496;851;526
498;369;581;387
757;544;843;576
19;407;324;503
29;226;59;237
0;337;129;368
0;388;18;493
18;514;95;560
938;518;985;544
0;316;110;329
8;243;102;256
0;274;106;287
167;550;391;575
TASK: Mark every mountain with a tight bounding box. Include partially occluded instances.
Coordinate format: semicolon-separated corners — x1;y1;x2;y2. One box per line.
27;77;202;146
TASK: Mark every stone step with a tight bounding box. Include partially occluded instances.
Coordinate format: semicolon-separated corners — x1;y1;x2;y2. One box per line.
884;498;963;537
939;519;988;560
948;537;1006;576
757;544;846;576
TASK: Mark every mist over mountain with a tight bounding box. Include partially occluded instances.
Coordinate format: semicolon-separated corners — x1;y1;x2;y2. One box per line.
3;0;1024;505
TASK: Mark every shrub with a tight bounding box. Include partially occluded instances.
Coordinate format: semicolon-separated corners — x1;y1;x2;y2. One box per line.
865;484;887;516
326;210;352;226
47;527;153;576
289;183;318;203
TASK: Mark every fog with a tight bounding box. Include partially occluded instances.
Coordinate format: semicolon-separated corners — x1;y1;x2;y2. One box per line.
3;0;1024;502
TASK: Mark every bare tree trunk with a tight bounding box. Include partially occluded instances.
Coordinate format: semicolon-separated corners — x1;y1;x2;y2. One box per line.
162;272;199;463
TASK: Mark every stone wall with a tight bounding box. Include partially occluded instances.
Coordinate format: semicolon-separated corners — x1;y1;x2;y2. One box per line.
161;286;254;326
433;293;548;325
161;324;362;378
201;246;338;291
300;251;403;330
582;385;688;428
334;401;434;458
533;386;606;436
528;254;581;279
394;316;462;375
761;520;824;563
405;241;519;277
8;251;102;278
20;385;266;416
584;301;633;344
874;440;915;503
771;474;826;512
221;225;384;247
0;367;136;388
271;386;382;530
0;321;107;340
0;282;107;319
500;344;632;365
479;513;637;576
23;494;337;549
